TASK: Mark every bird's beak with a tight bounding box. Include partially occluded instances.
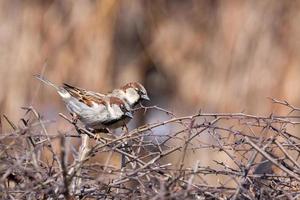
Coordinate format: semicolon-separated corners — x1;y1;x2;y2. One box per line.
141;94;150;101
125;111;133;119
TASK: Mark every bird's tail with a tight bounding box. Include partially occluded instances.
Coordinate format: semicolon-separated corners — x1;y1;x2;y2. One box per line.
34;74;72;99
34;74;59;90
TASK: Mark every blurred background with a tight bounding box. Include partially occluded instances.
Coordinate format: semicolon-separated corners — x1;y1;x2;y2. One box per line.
1;0;300;121
1;0;300;174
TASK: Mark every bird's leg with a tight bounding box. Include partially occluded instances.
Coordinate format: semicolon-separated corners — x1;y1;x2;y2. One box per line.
122;125;129;135
70;113;82;135
70;112;78;125
91;128;110;142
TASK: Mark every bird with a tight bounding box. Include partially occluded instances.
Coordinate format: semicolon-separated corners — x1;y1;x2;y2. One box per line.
34;75;133;131
64;81;150;127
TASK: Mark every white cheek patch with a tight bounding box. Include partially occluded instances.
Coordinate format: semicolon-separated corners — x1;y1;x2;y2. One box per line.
126;88;139;105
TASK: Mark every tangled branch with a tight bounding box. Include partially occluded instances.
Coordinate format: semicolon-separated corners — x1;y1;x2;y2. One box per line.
1;99;300;199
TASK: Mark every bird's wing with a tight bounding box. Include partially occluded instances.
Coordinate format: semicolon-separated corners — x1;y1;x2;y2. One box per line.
62;83;106;107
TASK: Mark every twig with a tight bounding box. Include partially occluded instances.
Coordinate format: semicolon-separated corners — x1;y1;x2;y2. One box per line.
245;136;300;182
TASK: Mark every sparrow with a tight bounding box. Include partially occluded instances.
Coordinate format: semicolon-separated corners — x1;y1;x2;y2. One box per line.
109;82;150;108
98;82;150;127
34;75;133;130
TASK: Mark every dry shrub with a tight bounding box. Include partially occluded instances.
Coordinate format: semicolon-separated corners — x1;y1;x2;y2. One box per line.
1;99;300;199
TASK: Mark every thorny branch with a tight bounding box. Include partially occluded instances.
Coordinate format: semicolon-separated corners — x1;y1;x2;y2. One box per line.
1;99;300;199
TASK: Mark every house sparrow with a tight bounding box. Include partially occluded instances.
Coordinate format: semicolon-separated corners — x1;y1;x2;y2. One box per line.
34;75;133;130
109;82;150;108
99;82;150;129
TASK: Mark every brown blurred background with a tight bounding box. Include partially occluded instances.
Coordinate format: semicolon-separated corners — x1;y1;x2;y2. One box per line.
1;0;300;121
1;0;300;172
0;0;300;118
